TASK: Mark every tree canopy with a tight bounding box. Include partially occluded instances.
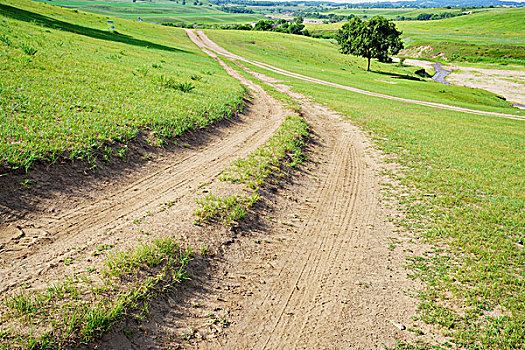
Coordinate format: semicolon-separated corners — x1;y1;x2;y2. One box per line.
336;16;403;71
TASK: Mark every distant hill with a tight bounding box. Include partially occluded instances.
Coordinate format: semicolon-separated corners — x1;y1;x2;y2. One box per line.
220;0;525;8
353;0;525;8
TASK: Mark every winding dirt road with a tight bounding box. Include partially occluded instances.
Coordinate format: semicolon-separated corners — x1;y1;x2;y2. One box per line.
187;30;525;122
0;60;286;294
98;31;439;349
0;29;446;349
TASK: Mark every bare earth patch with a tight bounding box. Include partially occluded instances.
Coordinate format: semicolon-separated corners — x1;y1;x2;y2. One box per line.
399;58;525;106
444;65;525;106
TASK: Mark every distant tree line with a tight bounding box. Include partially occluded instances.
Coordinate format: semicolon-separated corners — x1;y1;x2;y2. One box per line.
219;5;254;13
161;17;310;36
296;12;355;22
395;12;465;21
209;0;300;7
218;17;310;36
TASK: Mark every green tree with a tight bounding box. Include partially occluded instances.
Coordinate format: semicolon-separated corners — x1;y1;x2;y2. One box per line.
253;19;274;31
337;16;403;71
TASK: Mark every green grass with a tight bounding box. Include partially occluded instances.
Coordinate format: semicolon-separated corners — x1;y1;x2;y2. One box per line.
306;8;525;65
0;237;192;349
31;0;264;25
196;113;309;225
0;0;246;170
220;114;309;189
195;193;258;225
205;30;519;114
206;30;525;349
397;8;525;65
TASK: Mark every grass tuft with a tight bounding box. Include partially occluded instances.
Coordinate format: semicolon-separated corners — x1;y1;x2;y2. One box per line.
195;193;259;225
221;114;309;189
195;114;309;225
0;237;192;349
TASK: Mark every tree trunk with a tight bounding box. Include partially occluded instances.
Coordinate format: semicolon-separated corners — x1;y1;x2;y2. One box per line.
366;57;371;71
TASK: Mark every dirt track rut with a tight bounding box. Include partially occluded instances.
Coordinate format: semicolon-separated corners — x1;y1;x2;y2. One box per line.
0;60;286;294
188;30;524;122
182;30;439;349
212;103;422;349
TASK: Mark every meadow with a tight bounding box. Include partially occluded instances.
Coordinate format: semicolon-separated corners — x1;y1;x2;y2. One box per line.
206;30;517;114
207;29;525;349
306;8;525;65
0;0;246;170
31;0;264;24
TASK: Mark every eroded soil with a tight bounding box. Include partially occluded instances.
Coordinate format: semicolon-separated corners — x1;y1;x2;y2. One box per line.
0;31;446;349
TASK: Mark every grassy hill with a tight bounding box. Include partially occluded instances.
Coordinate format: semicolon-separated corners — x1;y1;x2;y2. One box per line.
305;7;525;65
31;0;264;25
206;29;525;349
0;0;245;170
397;7;525;64
205;30;516;113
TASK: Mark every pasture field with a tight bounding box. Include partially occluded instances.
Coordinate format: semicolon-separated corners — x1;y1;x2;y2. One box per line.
206;29;525;349
397;8;525;65
31;0;264;24
205;30;517;114
0;0;245;170
306;8;525;65
316;6;485;19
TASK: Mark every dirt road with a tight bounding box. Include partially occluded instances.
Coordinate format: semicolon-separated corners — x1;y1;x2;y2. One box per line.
188;30;524;122
98;31;440;349
0;59;286;294
0;29;443;349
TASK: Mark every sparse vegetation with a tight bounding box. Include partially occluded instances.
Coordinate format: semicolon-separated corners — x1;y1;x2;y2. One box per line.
220;115;309;189
196;114;309;224
195;193;258;224
0;237;192;349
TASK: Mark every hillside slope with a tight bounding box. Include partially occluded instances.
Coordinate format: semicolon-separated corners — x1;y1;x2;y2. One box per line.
397;8;525;64
0;0;245;170
31;0;264;25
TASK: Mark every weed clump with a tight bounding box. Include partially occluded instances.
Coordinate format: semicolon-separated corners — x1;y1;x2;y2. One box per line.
158;75;195;93
1;237;192;349
195;114;309;225
221;114;309;189
195;193;259;225
20;42;37;56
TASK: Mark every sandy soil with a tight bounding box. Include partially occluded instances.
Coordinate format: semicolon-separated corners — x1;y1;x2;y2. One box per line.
399;58;525;106
0;31;452;349
444;65;525;106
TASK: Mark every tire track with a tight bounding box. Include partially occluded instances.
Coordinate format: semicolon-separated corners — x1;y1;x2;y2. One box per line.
0;55;287;294
185;34;436;349
187;30;525;122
